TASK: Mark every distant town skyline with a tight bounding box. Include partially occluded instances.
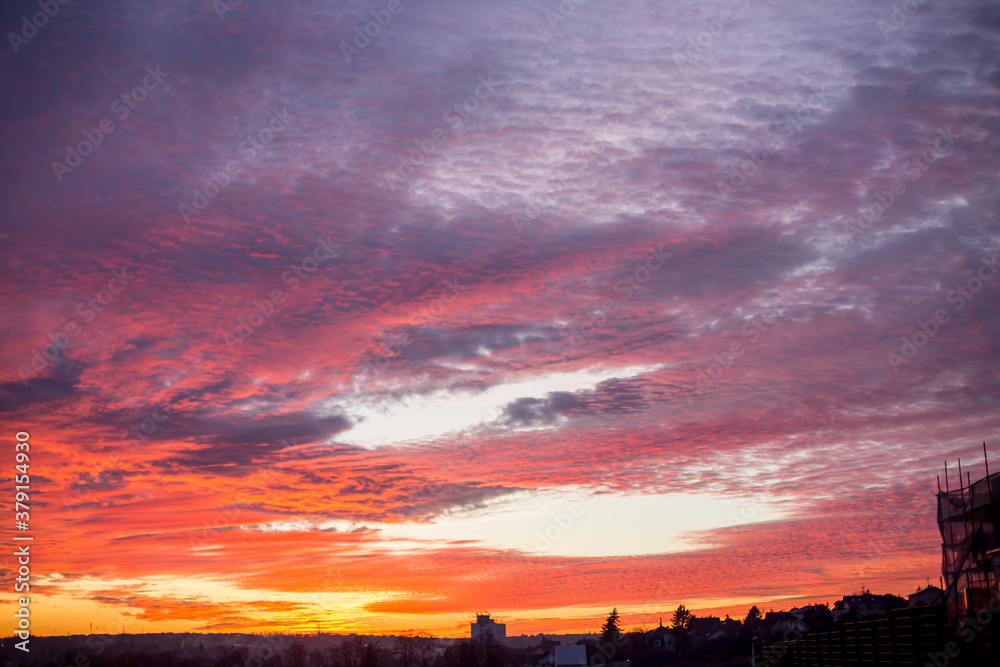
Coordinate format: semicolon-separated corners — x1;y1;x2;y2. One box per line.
2;0;998;640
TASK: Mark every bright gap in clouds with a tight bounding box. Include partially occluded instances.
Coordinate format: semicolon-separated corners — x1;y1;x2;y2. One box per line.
363;490;787;558
335;365;663;448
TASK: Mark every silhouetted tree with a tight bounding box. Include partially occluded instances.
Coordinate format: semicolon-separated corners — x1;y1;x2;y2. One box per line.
215;645;248;666
628;626;648;650
600;608;622;643
624;626;648;665
360;641;384;667
743;605;763;642
475;629;506;667
339;635;365;667
413;633;436;667
395;635;417;667
449;640;478;667
671;604;693;630
308;647;328;667
671;625;693;656
285;641;307;667
801;603;833;633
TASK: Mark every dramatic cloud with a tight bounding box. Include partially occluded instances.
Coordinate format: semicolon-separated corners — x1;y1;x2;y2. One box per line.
0;0;997;637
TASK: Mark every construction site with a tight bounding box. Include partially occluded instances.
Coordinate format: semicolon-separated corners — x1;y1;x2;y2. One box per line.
938;448;1000;620
757;445;1000;666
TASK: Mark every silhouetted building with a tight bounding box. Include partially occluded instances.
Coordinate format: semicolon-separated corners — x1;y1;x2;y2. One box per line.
763;611;808;642
471;613;506;642
552;644;587;665
907;584;943;607
688;615;721;637
644;623;677;652
831;591;906;622
937;457;1000;617
526;637;560;665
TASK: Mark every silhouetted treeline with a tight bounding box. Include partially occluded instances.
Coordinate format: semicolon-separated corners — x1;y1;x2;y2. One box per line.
2;600;844;667
1;634;509;667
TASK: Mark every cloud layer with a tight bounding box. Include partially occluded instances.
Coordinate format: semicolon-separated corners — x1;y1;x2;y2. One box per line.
0;0;998;636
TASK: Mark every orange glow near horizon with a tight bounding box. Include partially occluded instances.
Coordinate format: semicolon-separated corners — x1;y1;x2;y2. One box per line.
1;0;995;643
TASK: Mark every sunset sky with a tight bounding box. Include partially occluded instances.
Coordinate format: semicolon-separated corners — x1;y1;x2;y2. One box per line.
1;0;999;638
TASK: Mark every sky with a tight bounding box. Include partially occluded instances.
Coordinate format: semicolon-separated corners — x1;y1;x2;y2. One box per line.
0;0;999;638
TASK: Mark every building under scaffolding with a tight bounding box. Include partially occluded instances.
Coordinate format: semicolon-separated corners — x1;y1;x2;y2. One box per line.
753;447;1000;665
937;446;1000;617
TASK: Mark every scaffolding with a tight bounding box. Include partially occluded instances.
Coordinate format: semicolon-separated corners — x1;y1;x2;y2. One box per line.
937;445;1000;618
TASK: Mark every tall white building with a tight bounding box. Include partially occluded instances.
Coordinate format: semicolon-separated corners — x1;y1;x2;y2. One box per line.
470;613;506;642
